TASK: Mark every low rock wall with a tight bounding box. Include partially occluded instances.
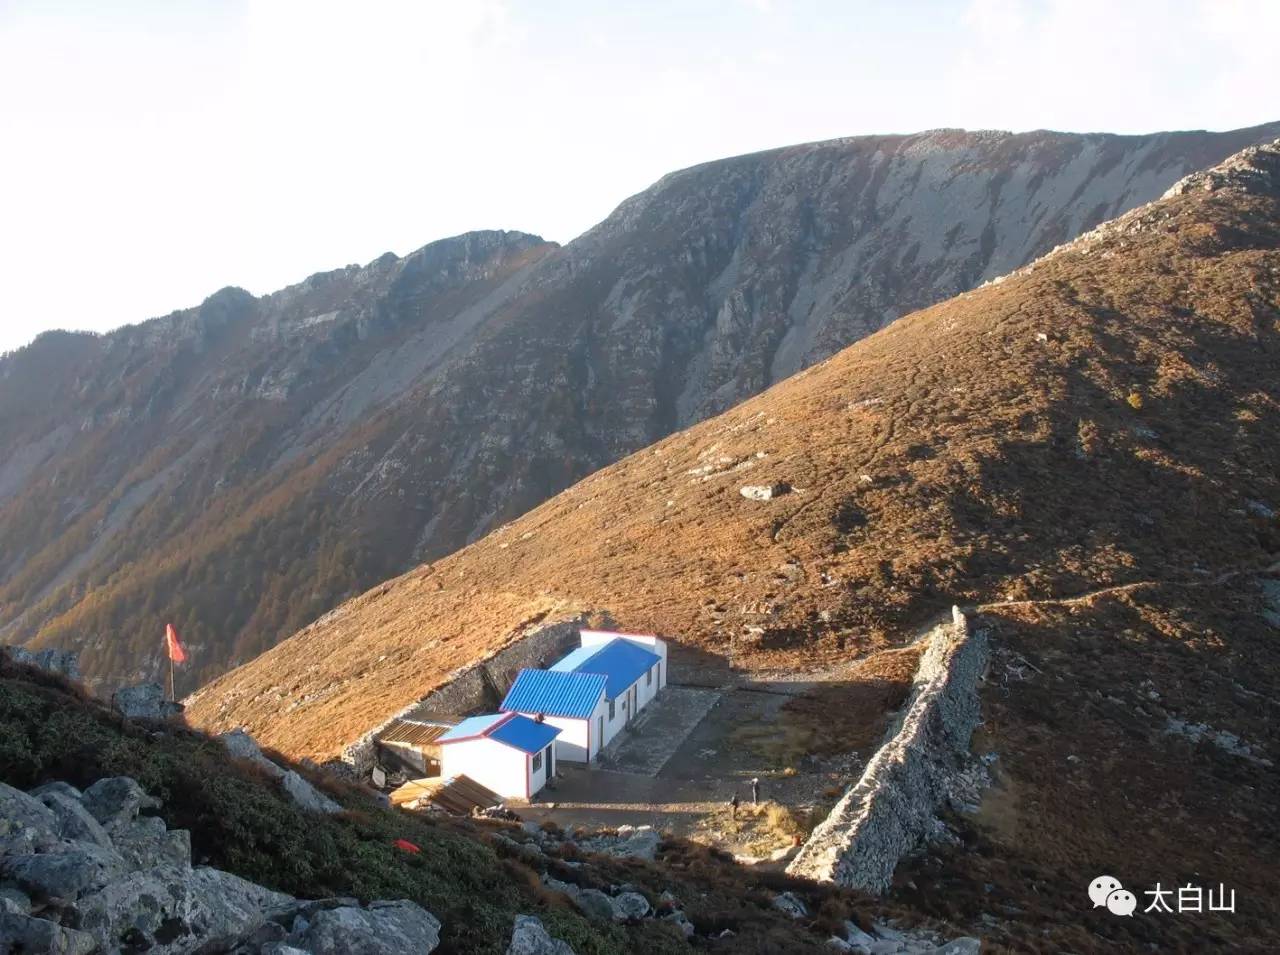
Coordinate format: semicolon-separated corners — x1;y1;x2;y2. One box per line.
785;607;989;892
339;616;585;773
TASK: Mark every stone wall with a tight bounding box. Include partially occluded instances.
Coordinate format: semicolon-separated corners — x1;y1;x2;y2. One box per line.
339;616;586;774
785;607;989;892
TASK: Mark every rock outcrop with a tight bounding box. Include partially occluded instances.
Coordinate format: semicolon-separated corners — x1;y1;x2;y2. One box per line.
111;682;184;720
0;777;439;954
220;730;341;815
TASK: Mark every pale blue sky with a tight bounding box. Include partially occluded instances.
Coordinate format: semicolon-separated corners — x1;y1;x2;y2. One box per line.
1;0;1275;354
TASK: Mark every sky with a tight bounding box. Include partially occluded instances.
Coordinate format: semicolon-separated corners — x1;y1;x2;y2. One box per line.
1;0;1276;354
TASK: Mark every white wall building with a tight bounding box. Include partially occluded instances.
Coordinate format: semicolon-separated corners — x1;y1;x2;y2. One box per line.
436;712;560;801
500;630;666;763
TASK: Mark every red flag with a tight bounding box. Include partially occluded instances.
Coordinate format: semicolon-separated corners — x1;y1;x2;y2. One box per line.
165;623;187;664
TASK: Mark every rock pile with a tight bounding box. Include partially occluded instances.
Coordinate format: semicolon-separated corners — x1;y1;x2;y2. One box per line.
0;777;440;954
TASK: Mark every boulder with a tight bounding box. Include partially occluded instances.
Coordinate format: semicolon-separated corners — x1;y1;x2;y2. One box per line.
0;782;59;855
81;776;161;834
611;891;650;921
285;899;441;954
71;863;193;951
279;769;342;815
36;790;113;849
183;867;296;950
30;782;83;800
740;482;791;501
507;914;576;955
112;682;184;720
113;815;192;869
771;890;808;919
220;730;341;814
574;888;617;923
663;909;694;938
0;911;95;955
0;886;32;915
2;843;127;900
934;940;982;954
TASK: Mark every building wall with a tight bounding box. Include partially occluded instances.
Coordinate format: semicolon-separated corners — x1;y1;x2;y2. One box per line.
510;713;591;763
528;743;552;796
440;737;528;801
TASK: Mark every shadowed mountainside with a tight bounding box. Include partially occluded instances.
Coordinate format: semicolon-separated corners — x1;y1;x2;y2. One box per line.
4;122;1278;690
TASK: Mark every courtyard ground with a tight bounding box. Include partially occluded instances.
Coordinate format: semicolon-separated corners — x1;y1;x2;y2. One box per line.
517;644;922;858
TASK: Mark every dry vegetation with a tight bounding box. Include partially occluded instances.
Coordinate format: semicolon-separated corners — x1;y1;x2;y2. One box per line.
190;146;1280;773
896;578;1280;952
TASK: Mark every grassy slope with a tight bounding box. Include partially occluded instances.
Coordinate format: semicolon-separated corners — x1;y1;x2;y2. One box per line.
0;656;920;955
189;144;1280;763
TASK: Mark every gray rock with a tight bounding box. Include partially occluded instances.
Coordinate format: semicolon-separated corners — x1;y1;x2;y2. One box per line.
611;891;650;921
771;890;808;919
220;730;341;814
0;885;32;915
36;790;113;849
934;940;981;954
30;782;83;801
280;769;342;815
286;899;441;954
113;815;192;870
2;843;127;900
81;776;161;833
184;867;296;950
843;921;878;949
828;938;856;952
507;914;576;955
112;682;184;720
662;909;694;938
3;646;82;681
222;728;272;763
0;911;96;955
0;782;59;855
740;482;791;501
574;888;617;923
71;863;192;951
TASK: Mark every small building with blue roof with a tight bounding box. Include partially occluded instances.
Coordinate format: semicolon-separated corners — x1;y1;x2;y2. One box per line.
500;629;667;763
437;712;561;800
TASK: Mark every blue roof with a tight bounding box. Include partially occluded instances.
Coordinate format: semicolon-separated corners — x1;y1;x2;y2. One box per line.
500;668;606;719
437;712;560;755
550;638;661;700
438;713;507;743
489;715;560;754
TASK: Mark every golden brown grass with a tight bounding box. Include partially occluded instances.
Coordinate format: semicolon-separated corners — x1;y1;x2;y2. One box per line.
189;150;1280;770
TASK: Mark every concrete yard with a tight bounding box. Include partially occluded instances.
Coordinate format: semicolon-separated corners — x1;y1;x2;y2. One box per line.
515;664;906;857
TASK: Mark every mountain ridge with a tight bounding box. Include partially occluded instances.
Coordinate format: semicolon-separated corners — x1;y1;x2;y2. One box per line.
4;121;1279;691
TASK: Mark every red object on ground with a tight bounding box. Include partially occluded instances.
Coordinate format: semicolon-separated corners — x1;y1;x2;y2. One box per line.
393;839;422;854
164;623;187;664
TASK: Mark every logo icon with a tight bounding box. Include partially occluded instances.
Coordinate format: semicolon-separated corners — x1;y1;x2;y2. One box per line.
1089;875;1135;916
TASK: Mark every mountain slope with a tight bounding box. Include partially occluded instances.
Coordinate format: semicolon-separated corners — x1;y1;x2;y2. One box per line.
189;139;1280;759
189;138;1280;952
5;122;1278;691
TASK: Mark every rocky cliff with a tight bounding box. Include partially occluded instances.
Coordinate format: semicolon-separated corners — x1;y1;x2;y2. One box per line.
3;122;1278;689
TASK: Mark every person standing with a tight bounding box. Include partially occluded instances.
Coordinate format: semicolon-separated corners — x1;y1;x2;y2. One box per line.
729;791;740;821
751;777;760;806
